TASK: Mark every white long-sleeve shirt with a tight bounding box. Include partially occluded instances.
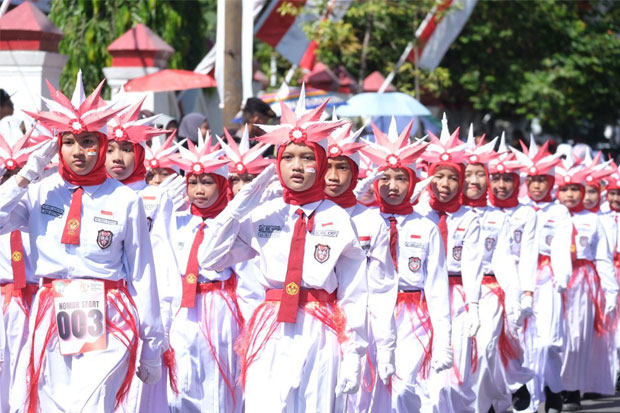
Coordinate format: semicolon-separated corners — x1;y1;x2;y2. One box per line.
468;205;521;304
0;174;164;359
417;202;483;304
498;204;538;293
520;198;573;288
600;210;620;262
199;198;368;357
348;204;396;361
379;209;451;347
571;210;618;298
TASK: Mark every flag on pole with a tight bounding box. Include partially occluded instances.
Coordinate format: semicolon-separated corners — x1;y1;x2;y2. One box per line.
408;0;478;71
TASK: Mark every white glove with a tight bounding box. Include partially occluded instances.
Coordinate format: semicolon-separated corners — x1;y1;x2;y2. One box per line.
18;139;58;183
519;294;534;323
0;165;6;179
376;349;395;385
506;299;522;327
158;174;187;211
226;164;275;219
335;353;362;395
466;302;480;337
259;173;283;203
605;293;617;317
411;176;433;204
136;358;162;384
431;343;453;373
353;168;381;200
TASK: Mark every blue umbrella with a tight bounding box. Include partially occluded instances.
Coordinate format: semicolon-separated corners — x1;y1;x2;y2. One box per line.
336;92;431;117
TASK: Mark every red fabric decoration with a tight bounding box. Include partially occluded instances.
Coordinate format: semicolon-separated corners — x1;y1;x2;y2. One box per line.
120;143;147;185
326;157;359;209
276;142;327;206
488;173;520;209
373;167;418;215
428;162;463;214
187;173;229;219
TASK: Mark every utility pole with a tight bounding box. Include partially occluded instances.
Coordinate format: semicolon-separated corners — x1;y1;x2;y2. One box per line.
223;0;243;128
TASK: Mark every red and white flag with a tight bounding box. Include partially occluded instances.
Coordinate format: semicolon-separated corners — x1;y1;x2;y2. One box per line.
409;0;478;71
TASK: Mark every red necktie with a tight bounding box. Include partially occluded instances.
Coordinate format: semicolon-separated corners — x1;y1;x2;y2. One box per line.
10;231;26;289
570;223;578;263
614;217;619;266
388;217;398;271
181;222;206;308
437;211;449;257
61;187;83;245
277;209;312;323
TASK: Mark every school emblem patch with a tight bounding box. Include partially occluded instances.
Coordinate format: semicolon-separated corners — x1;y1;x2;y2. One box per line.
485;237;496;251
96;230;113;249
513;229;522;244
408;257;421;272
314;244;330;263
579;236;588;247
67;219;80;235
545;235;553;246
452;246;462;261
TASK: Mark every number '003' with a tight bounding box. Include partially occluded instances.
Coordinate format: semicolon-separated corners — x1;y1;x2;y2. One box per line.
57;309;104;340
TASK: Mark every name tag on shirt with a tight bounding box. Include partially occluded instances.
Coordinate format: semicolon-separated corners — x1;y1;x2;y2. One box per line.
41;204;64;217
258;225;282;238
52;279;107;356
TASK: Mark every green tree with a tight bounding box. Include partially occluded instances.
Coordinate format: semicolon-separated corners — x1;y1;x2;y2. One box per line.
442;0;620;140
49;0;217;96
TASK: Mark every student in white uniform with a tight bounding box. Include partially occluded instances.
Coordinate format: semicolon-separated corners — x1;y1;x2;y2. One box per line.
360;118;452;412
217;126;273;322
553;163;618;411
104;101;181;412
199;95;368;413
460;133;530;412
324;120;396;413
0;129;40;412
4;73;164;412
417;116;483;412
511;140;570;413
165;132;242;412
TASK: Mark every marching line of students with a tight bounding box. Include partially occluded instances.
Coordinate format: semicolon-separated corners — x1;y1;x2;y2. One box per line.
0;75;618;413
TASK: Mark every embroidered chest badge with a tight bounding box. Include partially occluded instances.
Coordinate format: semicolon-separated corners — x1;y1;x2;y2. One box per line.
96;230;113;249
513;229;522;244
579;236;588;247
452;246;462;261
408;257;421;272
485;237;496;251
314;244;330;263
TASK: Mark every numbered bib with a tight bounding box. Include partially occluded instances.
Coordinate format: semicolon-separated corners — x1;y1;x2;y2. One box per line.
52;279;107;356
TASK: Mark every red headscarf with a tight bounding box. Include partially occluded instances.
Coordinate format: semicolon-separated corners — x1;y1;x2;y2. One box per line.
527;175;555;203
276;142;327;206
326;157;359;209
57;132;108;186
585;184;601;213
488;172;520;209
460;163;488;207
428;162;464;213
187;173;229;219
557;183;585;213
120;143;147;185
373;167;417;215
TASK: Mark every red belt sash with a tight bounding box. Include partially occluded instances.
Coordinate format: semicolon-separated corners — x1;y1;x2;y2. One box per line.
396;290;434;377
265;288;337;304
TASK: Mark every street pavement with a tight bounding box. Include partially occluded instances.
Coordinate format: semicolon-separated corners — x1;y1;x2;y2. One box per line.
536;393;620;412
